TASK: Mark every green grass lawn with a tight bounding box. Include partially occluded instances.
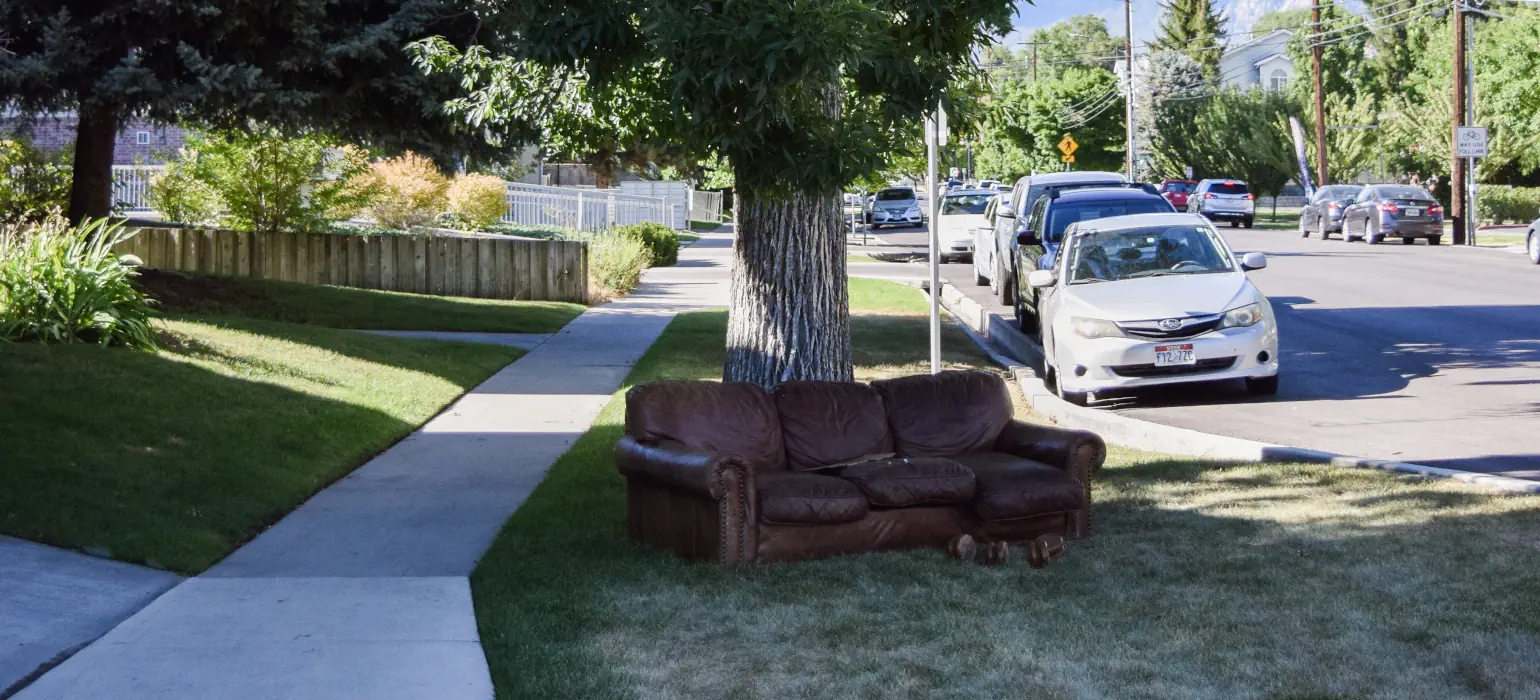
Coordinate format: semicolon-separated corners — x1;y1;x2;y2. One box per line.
1;269;551;572
1248;205;1302;232
137;270;583;333
471;278;1540;699
1475;231;1528;247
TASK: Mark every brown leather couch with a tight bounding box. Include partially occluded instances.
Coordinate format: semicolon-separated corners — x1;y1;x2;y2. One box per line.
616;370;1105;564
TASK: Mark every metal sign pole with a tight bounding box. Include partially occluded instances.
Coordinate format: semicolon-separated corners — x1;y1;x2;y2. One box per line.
926;106;942;375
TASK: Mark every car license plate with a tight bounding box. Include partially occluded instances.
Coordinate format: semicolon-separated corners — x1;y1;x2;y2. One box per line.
1154;344;1196;366
1404;207;1420;216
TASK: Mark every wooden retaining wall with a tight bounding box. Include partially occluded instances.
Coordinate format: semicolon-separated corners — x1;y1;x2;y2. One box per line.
116;227;587;303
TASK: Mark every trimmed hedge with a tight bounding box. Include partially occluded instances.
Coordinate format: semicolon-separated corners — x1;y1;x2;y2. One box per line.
614;222;680;267
1476;186;1540;225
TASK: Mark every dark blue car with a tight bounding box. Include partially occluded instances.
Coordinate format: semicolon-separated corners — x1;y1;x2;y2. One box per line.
1011;185;1176;333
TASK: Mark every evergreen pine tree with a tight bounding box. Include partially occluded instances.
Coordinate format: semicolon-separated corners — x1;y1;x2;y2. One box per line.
1154;0;1229;82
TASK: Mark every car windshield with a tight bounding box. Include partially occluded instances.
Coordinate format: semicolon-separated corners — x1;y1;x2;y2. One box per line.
1163;182;1194;193
1208;182;1248;195
1066;225;1235;284
876;189;914;201
1318;185;1362;200
1044;200;1173;242
1378;186;1434;200
942;194;992;215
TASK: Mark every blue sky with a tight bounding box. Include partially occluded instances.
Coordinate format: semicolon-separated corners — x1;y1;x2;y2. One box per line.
999;0;1309;50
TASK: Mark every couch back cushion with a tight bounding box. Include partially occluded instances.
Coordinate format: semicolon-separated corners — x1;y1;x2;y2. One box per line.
772;381;894;470
871;370;1013;457
626;381;786;470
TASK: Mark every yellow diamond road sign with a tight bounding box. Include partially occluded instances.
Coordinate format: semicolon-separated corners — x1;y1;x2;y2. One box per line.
1058;135;1078;157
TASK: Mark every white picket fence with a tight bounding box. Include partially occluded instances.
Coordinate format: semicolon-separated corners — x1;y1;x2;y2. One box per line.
502;182;676;231
691;189;725;223
112;165;163;213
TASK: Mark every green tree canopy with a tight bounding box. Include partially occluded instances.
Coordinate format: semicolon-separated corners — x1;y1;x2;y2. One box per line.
1251;8;1311;35
1154;0;1228;81
0;0;498;220
1029;15;1125;78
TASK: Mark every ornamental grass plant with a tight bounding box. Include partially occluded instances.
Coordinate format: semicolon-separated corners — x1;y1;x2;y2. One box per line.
0;216;157;349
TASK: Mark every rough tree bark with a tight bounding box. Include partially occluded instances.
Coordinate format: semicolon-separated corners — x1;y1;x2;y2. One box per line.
66;109;120;223
722;185;852;387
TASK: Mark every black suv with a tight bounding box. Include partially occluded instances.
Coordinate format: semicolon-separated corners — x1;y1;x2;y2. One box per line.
1011;185;1176;332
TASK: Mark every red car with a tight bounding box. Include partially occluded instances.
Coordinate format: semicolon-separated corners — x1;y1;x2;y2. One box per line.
1159;179;1198;209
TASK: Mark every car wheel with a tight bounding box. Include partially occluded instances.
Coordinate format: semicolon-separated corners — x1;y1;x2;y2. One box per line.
1317;216;1329;240
1245;374;1280;396
1402;237;1414;245
1230;220;1240;228
1429;236;1442;246
1299;216;1310;237
1528;231;1540;263
973;257;989;285
1366;220;1382;245
1243;216;1254;229
994;255;1013;305
1014;293;1038;334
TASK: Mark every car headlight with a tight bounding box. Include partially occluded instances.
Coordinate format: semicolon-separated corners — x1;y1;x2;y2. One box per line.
1219;303;1262;329
1070;317;1125;339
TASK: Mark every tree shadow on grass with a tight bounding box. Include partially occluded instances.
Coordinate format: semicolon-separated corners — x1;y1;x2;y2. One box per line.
0;327;507;573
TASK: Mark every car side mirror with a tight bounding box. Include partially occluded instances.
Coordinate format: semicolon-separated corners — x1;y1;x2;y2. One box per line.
1027;270;1057;288
996;208;1015;219
1016;231;1040;246
1241;252;1267;271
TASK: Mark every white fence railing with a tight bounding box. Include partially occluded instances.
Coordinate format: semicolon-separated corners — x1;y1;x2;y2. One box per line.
691;190;724;223
112;165;163;212
502;182;674;231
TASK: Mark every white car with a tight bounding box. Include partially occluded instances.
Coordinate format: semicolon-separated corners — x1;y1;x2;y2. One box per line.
1028;212;1279;405
936;189;994;262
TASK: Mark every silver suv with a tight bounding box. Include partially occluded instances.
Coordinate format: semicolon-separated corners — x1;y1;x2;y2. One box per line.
1187;179;1256;228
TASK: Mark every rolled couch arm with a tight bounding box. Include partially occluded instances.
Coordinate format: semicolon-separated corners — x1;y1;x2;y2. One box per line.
615;435;756;563
994;420;1106;474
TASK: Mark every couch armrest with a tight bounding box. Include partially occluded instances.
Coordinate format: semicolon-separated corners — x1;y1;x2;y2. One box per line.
994;420;1106;475
615;435;755;500
616;435;758;563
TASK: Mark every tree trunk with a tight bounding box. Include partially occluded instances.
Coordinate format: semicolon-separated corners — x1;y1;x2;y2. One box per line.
67;110;120;223
723;186;852;387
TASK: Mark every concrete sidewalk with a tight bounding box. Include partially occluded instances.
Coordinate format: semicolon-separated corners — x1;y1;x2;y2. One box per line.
15;231;734;700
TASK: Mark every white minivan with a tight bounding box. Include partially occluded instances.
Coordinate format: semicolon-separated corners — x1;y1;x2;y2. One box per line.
1029;212;1279;405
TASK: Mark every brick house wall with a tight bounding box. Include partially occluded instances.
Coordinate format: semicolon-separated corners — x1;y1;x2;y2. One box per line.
3;112;187;164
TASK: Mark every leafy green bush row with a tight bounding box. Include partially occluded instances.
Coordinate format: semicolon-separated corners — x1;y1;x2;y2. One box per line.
614;222;680;267
0;217;157;349
1475;186;1540;225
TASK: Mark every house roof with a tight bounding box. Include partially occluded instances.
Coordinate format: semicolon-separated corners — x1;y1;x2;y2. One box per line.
1253;53;1293;68
1226;28;1295;54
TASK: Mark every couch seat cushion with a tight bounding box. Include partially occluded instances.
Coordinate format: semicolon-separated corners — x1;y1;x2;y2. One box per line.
948;452;1085;521
836;457;976;507
773;380;894;471
756;472;869;525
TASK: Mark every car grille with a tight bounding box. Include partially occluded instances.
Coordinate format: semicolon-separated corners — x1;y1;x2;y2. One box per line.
1117;314;1223;340
1109;357;1237;378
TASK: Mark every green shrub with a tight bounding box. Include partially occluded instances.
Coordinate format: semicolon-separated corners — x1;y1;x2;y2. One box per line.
1476;186;1540;225
147;148;221;225
0;138;72;225
369;152;449;230
178;129;376;234
446;174;508;230
0;216;157;349
561;230;651;298
614;221;680;266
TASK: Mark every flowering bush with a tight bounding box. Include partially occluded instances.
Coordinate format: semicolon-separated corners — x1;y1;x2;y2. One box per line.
174;129;375;233
0;138;72;225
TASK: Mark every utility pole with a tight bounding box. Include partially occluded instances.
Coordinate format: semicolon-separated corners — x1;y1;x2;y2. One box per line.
1123;0;1136;180
1451;0;1467;244
1465;17;1477;245
1311;0;1329;189
925;103;943;374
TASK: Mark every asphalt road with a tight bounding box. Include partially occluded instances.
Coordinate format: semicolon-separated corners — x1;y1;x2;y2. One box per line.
852;222;1540;480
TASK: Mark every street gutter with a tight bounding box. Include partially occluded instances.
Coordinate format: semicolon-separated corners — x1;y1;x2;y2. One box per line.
922;278;1540;495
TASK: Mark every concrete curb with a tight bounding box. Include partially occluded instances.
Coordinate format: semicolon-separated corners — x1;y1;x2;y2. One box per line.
927;278;1540;495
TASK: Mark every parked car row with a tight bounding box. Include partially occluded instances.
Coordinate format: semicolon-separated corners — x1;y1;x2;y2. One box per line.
969;170;1279;404
1298;183;1445;245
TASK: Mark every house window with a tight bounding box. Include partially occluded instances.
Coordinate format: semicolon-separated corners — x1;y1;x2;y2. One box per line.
135;131;150;145
1269;69;1289;91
